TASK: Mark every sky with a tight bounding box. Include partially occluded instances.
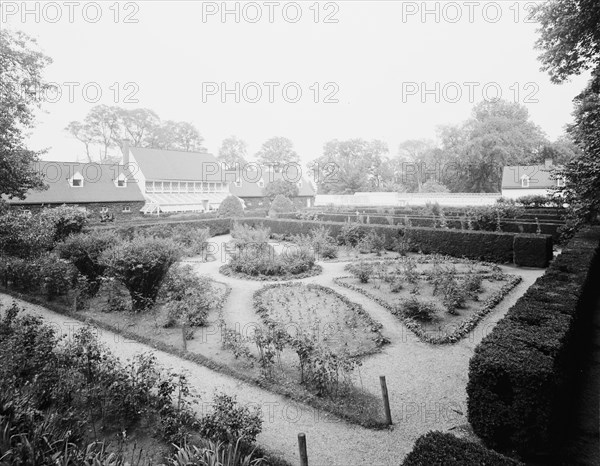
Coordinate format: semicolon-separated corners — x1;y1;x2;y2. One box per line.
2;1;592;167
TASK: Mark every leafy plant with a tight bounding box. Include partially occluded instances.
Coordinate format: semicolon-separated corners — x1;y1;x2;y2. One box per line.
398;297;440;322
218;195;245;218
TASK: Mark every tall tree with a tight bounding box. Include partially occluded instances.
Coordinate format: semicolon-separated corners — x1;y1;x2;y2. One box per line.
309;139;389;194
394;139;441;192
218;136;248;169
0;30;50;199
118;108;160;146
256;137;299;167
534;0;600;83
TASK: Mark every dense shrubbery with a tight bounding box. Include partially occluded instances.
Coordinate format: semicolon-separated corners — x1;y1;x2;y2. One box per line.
0;207;87;258
292;225;338;259
231;222;271;244
56;229;119;295
0;305;265;465
101;236;181;311
268;194;295;217
467;226;600;459
228;243;315;277
402;431;523;466
160;264;220;327
218;195;245;218
515;194;562;209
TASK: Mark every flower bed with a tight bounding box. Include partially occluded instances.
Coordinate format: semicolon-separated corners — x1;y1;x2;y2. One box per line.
219;263;323;281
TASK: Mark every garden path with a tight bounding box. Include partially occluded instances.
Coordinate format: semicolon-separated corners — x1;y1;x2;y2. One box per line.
0;234;545;465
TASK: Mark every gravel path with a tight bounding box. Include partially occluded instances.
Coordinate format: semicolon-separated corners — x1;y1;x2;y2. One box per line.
0;235;546;466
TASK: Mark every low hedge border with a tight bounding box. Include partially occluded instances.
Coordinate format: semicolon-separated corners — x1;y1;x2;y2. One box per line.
253;282;390;352
401;431;523;466
466;226;600;460
0;283;389;430
97;218;233;238
239;218;552;267
218;264;323;281
333;273;521;345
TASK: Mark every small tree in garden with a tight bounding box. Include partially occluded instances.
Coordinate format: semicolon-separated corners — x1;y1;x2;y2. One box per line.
160;265;220;328
217;195;244;218
57;229;120;295
0;211;54;258
101;236;180;312
39;205;88;243
268;194;295;217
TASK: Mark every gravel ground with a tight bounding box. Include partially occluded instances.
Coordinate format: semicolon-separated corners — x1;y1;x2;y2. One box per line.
0;235;545;466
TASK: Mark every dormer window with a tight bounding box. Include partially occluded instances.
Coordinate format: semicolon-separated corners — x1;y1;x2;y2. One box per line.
557;176;566;187
70;172;84;188
115;173;127;188
234;178;242;188
521;175;530;188
258;179;264;188
297;180;303;188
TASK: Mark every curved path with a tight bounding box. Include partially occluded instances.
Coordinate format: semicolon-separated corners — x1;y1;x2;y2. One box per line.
0;236;545;466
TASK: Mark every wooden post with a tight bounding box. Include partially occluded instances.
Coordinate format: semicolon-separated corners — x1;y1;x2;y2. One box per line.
182;323;187;351
380;375;392;426
298;433;308;466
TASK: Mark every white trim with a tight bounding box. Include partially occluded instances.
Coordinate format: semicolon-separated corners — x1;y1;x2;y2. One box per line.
69;171;84;188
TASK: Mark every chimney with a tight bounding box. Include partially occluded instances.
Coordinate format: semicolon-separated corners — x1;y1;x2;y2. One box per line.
121;140;130;166
544;158;553;168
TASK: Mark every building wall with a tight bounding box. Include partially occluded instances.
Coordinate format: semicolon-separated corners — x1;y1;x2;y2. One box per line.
315;193;501;207
501;188;551;200
9;201;146;219
240;196;314;210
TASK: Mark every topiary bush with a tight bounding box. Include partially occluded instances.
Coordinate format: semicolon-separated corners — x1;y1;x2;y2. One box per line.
217;195;244;218
402;431;523;466
268;194;295;218
101;236;181;312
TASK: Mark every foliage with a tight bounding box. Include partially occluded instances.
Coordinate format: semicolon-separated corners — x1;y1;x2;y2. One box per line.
351;261;374;283
168;439;264;466
534;0;600;84
467;227;600;457
231;222;271;244
38;205;88;243
255;136;298;166
101;236;180;312
263;178;299;201
402;431;523;466
57;229;120;295
420;179;450;193
308;138;389;194
292;225;338;259
0;29;50;199
0;210;54;257
229;243;315;278
198;393;262;446
336;222;366;247
268;194;295;216
218;136;248;169
398;297;440;322
218;196;245;218
160;265;220;327
515;194;558;208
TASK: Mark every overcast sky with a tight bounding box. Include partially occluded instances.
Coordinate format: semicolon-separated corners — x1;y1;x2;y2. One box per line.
3;1;591;166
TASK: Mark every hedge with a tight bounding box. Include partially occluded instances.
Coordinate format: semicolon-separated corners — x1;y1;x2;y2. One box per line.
102;218;233;238
238;218;552;267
402;431;523;466
513;234;553;268
466;226;600;460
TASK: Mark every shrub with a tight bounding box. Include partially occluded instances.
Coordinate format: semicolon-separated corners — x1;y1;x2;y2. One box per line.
337;222;366;247
467;226;600;459
513;233;553;267
101;236;181;312
38;205;88;243
160;265;220;327
352;261;374;283
516;194;555;208
231;222;271;245
170;225;211;257
218;195;245;218
399;297;439;322
36;253;78;300
279;247;315;274
402;431;523;466
198;393;263;446
293;225;338;259
56;229;120;295
0;211;54;258
268;194;295;217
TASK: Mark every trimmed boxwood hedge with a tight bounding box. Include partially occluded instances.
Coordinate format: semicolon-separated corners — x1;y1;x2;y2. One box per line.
513;234;553;267
105;218;233;238
239;218;552;266
466;226;600;460
402;431;523;466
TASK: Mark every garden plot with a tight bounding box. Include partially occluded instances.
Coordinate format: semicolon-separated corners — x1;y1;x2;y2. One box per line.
335;258;521;344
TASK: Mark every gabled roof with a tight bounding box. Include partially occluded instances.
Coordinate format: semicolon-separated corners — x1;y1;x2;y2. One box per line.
501;164;562;189
226;169;316;198
5;161;145;205
129;147;223;182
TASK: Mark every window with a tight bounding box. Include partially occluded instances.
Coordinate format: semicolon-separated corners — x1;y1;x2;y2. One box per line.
187;182;194;193
122;205;131;213
195;182;202;192
164;182;172;193
115;173;127;188
70;172;84;187
557;176;566;187
234;179;242;188
145;181;154;193
521;176;529;188
155;181;163;193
